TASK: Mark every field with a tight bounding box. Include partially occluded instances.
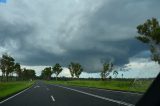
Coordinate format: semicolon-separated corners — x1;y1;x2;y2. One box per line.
0;81;35;101
46;79;153;93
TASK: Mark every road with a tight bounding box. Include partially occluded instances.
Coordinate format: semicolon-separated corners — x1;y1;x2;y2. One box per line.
0;81;142;106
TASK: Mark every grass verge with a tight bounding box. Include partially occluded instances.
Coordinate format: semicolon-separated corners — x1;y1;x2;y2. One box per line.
0;81;35;101
46;79;153;93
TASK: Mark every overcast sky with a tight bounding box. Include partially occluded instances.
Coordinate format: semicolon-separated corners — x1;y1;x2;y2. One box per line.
0;0;160;78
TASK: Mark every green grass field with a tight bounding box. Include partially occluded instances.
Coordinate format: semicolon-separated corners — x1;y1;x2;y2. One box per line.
0;81;35;101
46;79;153;93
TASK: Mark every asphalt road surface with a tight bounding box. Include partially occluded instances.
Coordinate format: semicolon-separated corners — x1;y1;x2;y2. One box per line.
0;81;142;106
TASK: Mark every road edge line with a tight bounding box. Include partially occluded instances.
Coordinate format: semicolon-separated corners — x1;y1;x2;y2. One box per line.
0;85;33;104
52;84;135;106
78;86;143;95
55;84;142;95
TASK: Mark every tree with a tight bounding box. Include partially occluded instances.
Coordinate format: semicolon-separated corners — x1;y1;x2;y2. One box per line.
0;56;6;81
68;62;83;78
22;68;28;80
100;62;113;80
68;62;75;78
14;63;22;80
22;68;36;80
41;67;52;80
0;53;15;81
28;69;36;80
74;63;83;78
0;53;36;81
52;63;63;80
136;18;160;64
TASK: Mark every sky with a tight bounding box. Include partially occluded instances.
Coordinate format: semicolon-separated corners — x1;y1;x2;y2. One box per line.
0;0;160;78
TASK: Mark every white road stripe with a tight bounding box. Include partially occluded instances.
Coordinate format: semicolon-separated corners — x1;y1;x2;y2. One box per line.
0;86;32;104
60;85;142;95
46;88;49;91
53;84;134;106
34;86;40;88
51;96;55;102
83;87;142;95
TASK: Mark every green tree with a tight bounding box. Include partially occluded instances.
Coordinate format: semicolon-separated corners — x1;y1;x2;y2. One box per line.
136;18;160;64
41;67;52;80
52;63;63;80
22;68;29;80
22;68;36;80
0;55;6;81
68;62;74;78
28;69;36;80
74;63;83;78
68;62;83;78
0;53;15;81
100;62;113;80
14;63;22;80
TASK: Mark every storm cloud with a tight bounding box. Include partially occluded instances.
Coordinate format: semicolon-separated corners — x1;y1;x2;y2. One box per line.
0;0;160;72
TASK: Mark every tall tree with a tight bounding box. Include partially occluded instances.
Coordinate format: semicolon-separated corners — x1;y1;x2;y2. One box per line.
0;53;15;81
0;56;6;81
68;62;83;78
22;68;29;80
28;69;36;80
52;63;63;80
14;63;22;80
136;18;160;64
22;68;36;80
68;62;75;78
41;67;52;80
74;63;83;78
100;62;113;80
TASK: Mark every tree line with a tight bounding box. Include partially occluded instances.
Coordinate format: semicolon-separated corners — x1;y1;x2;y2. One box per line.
41;61;119;81
41;62;83;80
0;53;36;82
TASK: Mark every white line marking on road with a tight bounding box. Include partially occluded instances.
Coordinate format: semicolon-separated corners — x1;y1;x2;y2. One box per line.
0;86;32;104
57;85;142;95
34;85;40;88
46;88;49;91
85;87;142;95
53;84;134;106
51;96;55;102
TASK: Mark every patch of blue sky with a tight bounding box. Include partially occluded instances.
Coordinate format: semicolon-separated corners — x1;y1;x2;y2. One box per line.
0;0;7;3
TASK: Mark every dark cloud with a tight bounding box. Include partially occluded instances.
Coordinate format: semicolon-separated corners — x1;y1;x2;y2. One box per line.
0;0;159;72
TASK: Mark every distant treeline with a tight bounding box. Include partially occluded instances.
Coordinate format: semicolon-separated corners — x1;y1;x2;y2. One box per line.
40;62;83;80
0;53;36;82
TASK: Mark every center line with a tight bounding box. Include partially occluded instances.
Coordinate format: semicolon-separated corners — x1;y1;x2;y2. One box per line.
51;96;55;102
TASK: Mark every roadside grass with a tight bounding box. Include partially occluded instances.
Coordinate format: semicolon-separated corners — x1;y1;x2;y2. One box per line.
46;79;153;93
0;81;35;101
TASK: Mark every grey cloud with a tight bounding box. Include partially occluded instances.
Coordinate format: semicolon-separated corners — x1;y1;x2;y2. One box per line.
0;0;159;72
